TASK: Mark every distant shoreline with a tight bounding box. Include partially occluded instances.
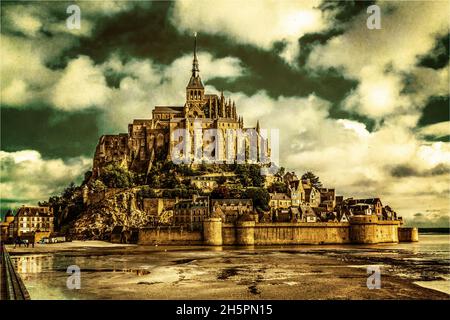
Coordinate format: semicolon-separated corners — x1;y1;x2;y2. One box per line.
418;228;450;234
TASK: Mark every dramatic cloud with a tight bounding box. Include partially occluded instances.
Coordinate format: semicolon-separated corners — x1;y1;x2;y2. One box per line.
230;89;450;224
0;1;448;227
0;0;149;107
0;34;67;106
170;0;328;64
308;1;449;120
0;150;91;207
52;56;112;110
417;121;450;139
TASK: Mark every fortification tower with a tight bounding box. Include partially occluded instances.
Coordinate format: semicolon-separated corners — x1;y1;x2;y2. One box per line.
203;207;223;246
235;213;256;246
349;215;380;244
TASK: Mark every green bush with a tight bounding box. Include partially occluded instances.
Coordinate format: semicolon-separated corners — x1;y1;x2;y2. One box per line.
268;181;287;193
99;164;134;188
138;186;158;199
242;187;270;212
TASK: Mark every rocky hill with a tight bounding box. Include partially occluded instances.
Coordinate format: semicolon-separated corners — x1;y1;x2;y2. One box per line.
72;188;151;240
41;162;274;240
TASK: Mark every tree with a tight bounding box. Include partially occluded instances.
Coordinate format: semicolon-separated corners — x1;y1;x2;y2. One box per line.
301;171;322;189
99;164;134;188
134;173;147;185
162;172;179;189
62;182;78;199
236;165;248;186
217;174;227;186
210;186;230;199
242;187;270;212
138;186;157;199
40;182;85;231
176;164;197;176
228;187;242;199
147;167;161;188
268;181;287;193
161;161;175;172
235;164;265;187
249;165;265;187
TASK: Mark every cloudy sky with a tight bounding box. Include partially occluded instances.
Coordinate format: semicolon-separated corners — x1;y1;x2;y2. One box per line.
1;0;449;227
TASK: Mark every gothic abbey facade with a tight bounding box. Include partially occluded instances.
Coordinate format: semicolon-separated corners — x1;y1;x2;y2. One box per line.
92;37;269;178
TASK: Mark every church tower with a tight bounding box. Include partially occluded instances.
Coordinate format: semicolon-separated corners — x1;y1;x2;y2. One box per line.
185;33;205;118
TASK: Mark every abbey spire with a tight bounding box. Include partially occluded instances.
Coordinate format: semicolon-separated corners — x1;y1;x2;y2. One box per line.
186;33;204;105
192;32;199;78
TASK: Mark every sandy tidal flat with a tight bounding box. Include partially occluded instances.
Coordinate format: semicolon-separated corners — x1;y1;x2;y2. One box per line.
6;238;450;300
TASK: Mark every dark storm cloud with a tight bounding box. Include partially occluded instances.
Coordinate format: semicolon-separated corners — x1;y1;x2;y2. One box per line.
421;135;450;143
0;0;383;164
1;106;101;159
71;2;185;66
318;0;376;25
296;31;342;66
390;165;418;178
296;0;376;68
418;96;450;127
389;163;450;178
68;1;378;130
418;33;450;70
74;1;356;100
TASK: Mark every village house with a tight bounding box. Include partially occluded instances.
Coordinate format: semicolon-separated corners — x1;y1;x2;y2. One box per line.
349;203;372;215
0;210;15;242
337;210;351;222
271;207;291;222
269;193;292;209
347;198;383;217
319;188;336;211
210;199;253;223
299;205;317;223
173;196;210;231
189;172;236;191
313;207;329;222
287;180;305;206
302;179;321;207
6;205;54;243
382;205;397;220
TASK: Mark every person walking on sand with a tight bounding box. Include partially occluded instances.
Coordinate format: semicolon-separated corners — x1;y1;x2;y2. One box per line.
14;236;21;249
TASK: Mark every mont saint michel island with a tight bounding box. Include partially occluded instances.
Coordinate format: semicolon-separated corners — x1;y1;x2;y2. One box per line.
2;37;418;248
0;0;449;302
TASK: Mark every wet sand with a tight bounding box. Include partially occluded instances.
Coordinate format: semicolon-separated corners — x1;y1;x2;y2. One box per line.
6;241;450;300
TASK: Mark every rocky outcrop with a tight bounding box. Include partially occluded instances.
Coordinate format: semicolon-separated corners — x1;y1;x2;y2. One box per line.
72;188;151;240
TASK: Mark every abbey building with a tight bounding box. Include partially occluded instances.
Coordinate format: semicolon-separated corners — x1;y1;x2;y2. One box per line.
92;36;270;177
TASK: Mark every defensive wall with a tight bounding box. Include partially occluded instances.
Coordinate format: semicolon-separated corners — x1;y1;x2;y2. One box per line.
138;216;418;245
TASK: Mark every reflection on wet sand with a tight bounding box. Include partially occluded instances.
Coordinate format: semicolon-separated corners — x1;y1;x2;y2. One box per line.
14;255;54;274
7;235;450;300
